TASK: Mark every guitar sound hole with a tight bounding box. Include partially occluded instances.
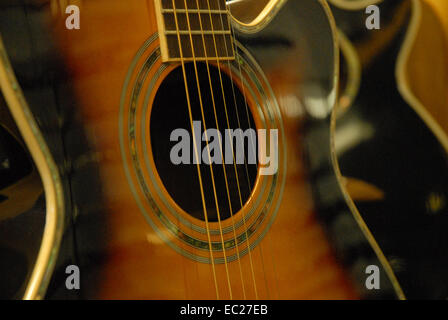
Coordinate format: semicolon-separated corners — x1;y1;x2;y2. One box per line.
150;62;258;222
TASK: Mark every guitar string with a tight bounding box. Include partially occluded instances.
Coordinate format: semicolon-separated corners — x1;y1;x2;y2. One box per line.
193;0;247;299
225;5;282;300
171;0;220;299
206;0;259;299
181;0;234;299
216;0;272;298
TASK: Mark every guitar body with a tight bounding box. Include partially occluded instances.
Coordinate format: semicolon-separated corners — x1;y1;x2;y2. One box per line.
47;0;355;299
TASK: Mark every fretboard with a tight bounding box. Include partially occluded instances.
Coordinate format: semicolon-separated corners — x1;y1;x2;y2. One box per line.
155;0;235;62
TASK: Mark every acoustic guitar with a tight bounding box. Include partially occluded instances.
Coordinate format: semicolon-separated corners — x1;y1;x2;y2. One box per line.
315;0;448;299
0;0;360;299
0;0;446;300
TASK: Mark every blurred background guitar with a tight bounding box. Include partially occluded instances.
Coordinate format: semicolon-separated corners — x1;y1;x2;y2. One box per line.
0;0;447;300
310;0;448;299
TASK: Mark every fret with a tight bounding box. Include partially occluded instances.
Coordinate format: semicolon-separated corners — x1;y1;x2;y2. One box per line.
165;30;232;35
162;56;235;62
155;0;235;62
163;12;229;32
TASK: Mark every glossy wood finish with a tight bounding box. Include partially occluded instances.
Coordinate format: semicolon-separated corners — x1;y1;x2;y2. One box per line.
51;0;356;299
